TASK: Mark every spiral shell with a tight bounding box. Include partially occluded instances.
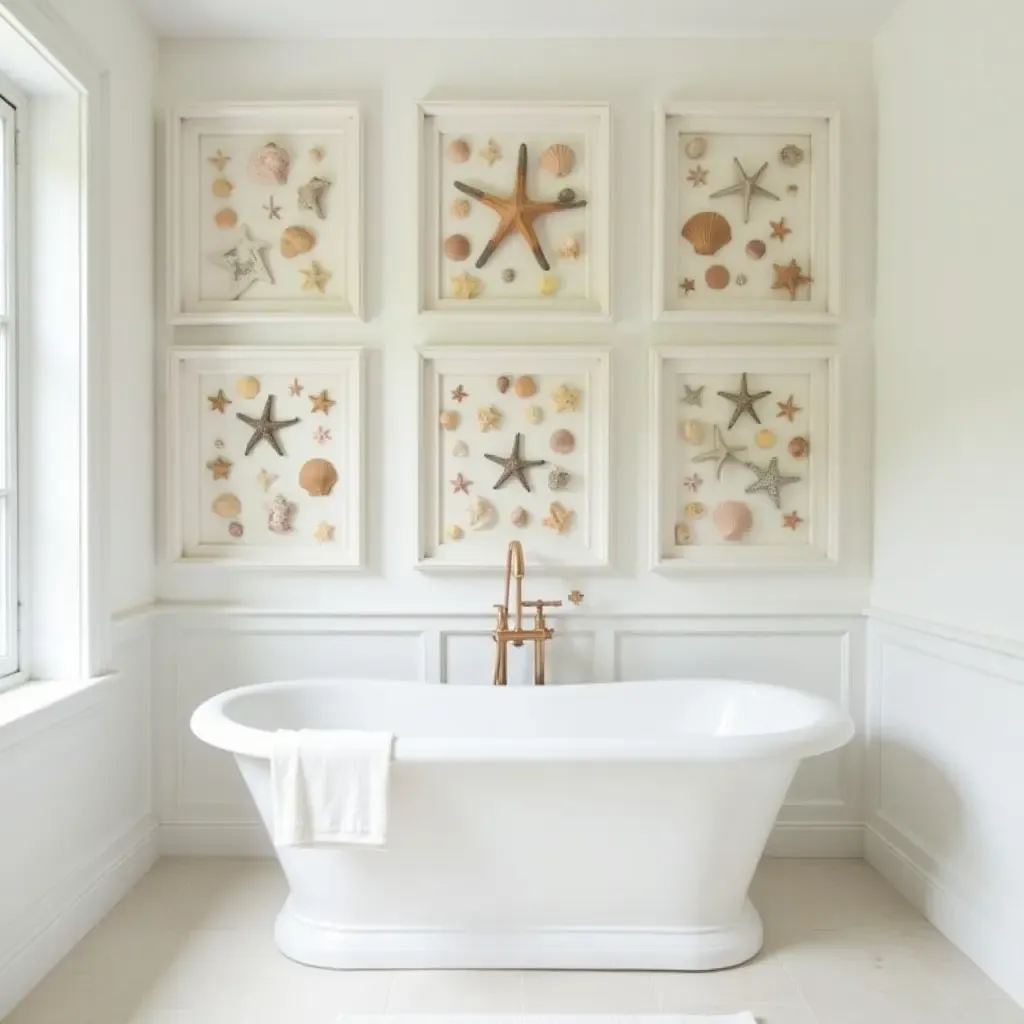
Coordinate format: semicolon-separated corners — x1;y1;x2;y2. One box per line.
298;458;338;497
497;376;511;394
443;234;470;261
558;187;576;203
228;521;244;538
280;225;316;258
705;264;731;290
212;493;241;518
447;139;470;163
250;142;291;185
540;143;575;177
681;211;732;256
550;428;575;454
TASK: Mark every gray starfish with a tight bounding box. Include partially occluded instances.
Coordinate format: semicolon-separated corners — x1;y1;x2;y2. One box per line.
211;226;274;298
485;432;546;492
263;196;282;220
297;176;331;220
718;373;772;429
745;457;801;509
692;425;748;481
681;384;705;407
236;395;300;457
709;158;780;223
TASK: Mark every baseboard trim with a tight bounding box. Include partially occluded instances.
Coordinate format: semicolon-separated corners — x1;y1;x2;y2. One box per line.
865;823;1024;1008
0;815;158;1019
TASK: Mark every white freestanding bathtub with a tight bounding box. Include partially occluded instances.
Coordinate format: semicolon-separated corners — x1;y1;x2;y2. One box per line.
190;678;853;971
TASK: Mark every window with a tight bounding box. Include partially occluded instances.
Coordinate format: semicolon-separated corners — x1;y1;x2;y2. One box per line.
0;91;18;681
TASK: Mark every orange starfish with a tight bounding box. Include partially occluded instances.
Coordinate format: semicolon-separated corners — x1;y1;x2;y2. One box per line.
769;217;792;241
782;511;804;530
207;389;232;413
776;395;803;421
772;260;813;300
453;143;587;271
681;278;696;295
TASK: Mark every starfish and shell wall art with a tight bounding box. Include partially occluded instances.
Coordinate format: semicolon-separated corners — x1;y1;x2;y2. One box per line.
168;103;363;322
655;103;839;322
652;347;837;569
418;102;611;318
418;346;611;571
167;348;365;568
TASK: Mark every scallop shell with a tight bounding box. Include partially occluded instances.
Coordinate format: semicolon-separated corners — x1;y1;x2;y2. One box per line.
788;436;810;459
211;178;234;198
236;376;260;399
250;142;291;185
451;198;471;218
212;493;241;518
746;239;766;260
684;136;708;160
510;506;529;528
447;524;464;541
705;264;731;290
280;225;316;259
497;376;511;394
780;144;805;167
713;500;753;541
443;234;470;261
439;410;460;431
681;419;706;445
681;211;732;256
447;139;470;163
674;522;691;545
452;439;469;457
526;405;544;424
540;143;575;177
214;208;238;229
514;376;537;398
550;428;575;454
548;467;570;491
298;458;338;497
756;428;777;449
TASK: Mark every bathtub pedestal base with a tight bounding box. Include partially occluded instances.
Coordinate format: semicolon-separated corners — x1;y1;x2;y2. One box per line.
274;898;763;972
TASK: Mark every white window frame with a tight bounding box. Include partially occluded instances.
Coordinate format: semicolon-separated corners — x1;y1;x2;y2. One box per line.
0;76;22;687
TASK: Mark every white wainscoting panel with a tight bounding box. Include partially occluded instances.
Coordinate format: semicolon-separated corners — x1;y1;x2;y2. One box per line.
865;612;1024;1008
157;610;863;858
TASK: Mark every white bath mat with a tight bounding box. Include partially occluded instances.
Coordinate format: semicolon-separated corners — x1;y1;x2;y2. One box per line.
337;1016;756;1024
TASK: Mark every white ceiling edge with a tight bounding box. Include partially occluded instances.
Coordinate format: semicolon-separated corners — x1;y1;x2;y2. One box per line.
138;0;902;41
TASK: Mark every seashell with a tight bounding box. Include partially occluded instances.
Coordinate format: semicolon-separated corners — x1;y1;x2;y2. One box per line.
468;496;495;530
713;500;753;542
558;187;576;203
548;467;570;491
746;239;766;260
212;493;241;518
501;268;516;283
309;147;325;163
477;405;502;431
267;493;295;534
514;376;537;398
674;522;691;545
228;521;244;538
439;410;460;431
736;273;748;286
510;506;529;528
214;208;238;229
681;419;706;445
250;143;291;187
452;439;469;457
257;469;278;492
550;428;575;454
212;178;234;198
756;428;777;448
443;234;470;261
539;275;559;297
705;264;731;290
787;184;799;195
479;139;501;165
280;225;316;258
451;198;471;218
540;143;575;177
297;177;331;220
496;375;511;393
526;405;544;424
299;458;338;497
681;211;732;256
684;136;708;160
447;524;464;541
236;376;260;399
558;237;580;260
684;501;705;519
447;139;470;163
780;144;805;167
788;436;810;459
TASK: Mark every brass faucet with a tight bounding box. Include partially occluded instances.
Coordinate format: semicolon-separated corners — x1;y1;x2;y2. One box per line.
492;540;562;686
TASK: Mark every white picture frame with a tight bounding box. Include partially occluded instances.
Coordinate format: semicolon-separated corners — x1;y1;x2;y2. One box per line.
417;345;611;572
653;102;840;324
416;101;611;322
166;346;365;568
650;345;839;571
166;102;363;324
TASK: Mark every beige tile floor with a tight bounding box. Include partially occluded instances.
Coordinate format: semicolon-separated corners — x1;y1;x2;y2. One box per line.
5;857;1022;1024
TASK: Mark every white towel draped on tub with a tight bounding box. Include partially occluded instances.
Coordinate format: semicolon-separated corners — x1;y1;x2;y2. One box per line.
271;729;394;847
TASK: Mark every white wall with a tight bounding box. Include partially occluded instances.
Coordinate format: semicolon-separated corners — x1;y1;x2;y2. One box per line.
154;37;876;856
868;0;1024;1006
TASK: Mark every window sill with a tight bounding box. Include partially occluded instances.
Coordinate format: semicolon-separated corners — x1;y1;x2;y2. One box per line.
0;671;121;752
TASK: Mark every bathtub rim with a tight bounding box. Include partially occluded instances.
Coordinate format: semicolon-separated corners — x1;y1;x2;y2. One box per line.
190;677;854;764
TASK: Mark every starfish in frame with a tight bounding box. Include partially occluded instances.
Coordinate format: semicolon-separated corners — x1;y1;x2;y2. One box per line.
453;142;588;271
236;394;300;457
772;260;813;300
485;433;547;492
718;372;772;429
692;425;748;481
709;158;780;223
782;511;804;530
745;457;801;509
777;394;802;422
